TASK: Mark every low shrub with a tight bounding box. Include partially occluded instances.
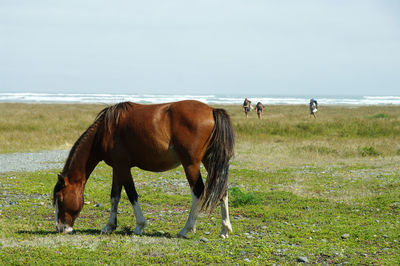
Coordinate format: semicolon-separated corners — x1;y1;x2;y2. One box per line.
358;146;382;157
229;187;263;207
368;113;390;119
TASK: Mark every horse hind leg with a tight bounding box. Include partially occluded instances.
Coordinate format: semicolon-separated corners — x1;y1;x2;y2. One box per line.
101;177;122;234
177;190;200;238
220;192;232;238
202;161;232;239
178;164;204;238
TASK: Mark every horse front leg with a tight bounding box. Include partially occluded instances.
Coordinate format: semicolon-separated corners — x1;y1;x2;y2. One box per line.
220;192;232;239
101;179;122;234
123;173;147;235
132;201;146;235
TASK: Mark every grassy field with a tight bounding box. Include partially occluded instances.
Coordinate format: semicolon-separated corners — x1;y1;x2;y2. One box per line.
0;103;399;264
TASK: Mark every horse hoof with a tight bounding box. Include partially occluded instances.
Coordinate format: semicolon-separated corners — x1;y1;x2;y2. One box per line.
133;229;143;235
64;226;74;234
219;233;228;239
101;225;115;234
133;222;146;235
177;233;188;239
220;227;231;239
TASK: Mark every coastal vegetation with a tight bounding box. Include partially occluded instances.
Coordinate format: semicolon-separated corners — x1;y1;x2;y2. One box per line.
0;103;399;264
1;103;400;155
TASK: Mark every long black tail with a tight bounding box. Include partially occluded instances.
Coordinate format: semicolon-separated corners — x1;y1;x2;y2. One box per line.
201;108;235;213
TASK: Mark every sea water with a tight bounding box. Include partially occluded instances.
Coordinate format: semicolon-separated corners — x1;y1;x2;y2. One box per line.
0;93;400;105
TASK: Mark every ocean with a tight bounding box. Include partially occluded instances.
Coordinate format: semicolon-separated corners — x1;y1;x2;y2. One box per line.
1;93;400;105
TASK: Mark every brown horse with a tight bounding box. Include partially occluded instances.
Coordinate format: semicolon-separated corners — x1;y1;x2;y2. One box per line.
53;100;235;238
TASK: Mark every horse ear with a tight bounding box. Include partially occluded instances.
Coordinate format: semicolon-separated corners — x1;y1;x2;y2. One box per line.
55;174;65;203
58;174;64;185
57;174;69;186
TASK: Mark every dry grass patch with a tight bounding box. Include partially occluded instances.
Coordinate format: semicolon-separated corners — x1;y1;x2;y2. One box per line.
0;103;104;153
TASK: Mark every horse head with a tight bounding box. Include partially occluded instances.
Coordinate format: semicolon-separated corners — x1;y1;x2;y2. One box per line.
53;173;85;233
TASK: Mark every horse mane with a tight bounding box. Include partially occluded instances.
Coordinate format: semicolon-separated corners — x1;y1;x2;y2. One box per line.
60;118;102;178
53;102;134;205
98;101;134;151
61;101;133;176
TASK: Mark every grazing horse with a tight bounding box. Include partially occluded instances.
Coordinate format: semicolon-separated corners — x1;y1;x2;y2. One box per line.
53;100;235;238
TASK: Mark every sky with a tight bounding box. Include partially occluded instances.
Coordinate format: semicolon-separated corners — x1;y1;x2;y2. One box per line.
1;0;399;96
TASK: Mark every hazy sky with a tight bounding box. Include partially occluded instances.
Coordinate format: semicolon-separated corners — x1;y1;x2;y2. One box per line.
1;0;399;96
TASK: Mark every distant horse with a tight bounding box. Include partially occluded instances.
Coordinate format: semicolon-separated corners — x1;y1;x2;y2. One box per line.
53;100;235;238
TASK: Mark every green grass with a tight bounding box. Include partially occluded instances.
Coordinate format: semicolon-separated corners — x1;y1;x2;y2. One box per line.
1;103;400;264
1;161;399;264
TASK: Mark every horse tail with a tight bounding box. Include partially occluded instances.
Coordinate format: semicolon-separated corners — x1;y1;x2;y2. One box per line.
201;108;235;213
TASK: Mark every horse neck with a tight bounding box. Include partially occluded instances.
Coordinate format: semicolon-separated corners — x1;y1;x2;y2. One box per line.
63;125;102;184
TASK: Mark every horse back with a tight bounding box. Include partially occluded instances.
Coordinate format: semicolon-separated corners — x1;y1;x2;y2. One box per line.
103;100;214;171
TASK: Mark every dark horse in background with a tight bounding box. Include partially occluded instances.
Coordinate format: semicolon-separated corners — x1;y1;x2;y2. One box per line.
53;100;235;238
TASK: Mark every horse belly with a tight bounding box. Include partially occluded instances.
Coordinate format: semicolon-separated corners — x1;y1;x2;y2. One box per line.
133;145;181;172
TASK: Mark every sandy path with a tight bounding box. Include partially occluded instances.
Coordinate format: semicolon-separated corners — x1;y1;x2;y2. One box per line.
0;150;68;173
